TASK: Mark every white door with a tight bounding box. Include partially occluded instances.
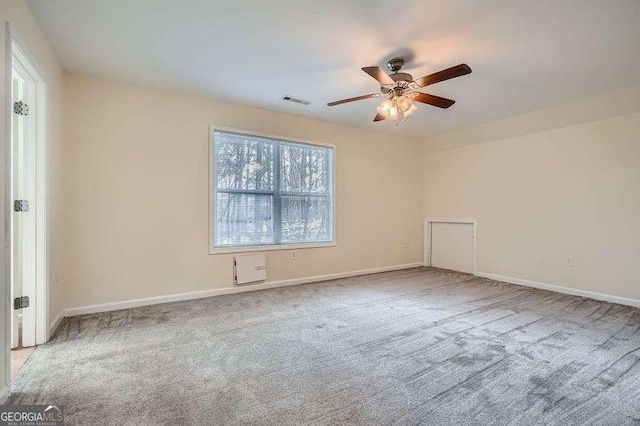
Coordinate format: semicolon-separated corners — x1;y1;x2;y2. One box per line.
11;60;37;348
430;222;475;274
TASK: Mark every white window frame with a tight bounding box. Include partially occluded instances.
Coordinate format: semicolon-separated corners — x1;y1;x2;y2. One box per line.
209;125;336;255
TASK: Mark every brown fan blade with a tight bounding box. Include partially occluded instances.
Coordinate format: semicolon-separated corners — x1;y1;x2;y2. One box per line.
361;66;395;85
373;112;385;122
414;64;472;87
327;93;382;106
413;93;456;109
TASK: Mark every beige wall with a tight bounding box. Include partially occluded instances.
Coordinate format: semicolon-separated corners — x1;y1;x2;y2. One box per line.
423;101;640;300
0;1;65;330
61;73;423;309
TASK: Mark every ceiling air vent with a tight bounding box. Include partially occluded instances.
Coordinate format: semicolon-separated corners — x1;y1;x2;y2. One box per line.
281;95;311;106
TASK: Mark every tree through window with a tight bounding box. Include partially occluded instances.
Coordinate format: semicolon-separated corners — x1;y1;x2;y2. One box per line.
212;129;334;248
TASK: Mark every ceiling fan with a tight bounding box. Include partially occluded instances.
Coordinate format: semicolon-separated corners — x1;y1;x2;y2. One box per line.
327;58;472;124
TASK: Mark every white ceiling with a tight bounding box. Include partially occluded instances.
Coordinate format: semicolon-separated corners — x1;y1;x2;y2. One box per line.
27;0;640;139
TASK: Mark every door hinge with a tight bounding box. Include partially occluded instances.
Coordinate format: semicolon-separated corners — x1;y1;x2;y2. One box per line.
14;296;29;310
13;101;29;116
14;200;29;212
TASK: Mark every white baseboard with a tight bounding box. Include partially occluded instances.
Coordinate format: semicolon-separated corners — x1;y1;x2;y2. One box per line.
476;272;640;308
48;310;64;339
64;262;424;317
0;384;9;404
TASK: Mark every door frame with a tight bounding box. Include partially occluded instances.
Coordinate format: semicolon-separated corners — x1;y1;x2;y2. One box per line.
2;20;12;402
424;218;477;275
10;34;48;345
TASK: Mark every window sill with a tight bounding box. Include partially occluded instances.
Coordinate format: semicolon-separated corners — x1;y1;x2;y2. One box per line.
209;241;336;255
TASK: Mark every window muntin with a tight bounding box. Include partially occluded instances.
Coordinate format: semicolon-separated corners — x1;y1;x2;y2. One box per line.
212;130;333;249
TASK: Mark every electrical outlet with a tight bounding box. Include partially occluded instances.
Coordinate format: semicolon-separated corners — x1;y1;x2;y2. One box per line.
565;255;574;267
403;241;408;249
291;251;297;261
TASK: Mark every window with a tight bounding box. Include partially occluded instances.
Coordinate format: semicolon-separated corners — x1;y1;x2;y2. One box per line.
211;128;334;252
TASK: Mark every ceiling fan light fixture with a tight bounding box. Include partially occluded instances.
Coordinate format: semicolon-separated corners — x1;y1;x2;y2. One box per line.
404;103;418;117
396;95;413;113
376;98;394;118
377;96;415;123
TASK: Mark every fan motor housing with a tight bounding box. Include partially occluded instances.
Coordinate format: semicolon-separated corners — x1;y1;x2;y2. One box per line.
390;72;413;83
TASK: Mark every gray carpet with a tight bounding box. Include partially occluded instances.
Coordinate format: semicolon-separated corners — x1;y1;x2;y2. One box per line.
7;267;640;425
